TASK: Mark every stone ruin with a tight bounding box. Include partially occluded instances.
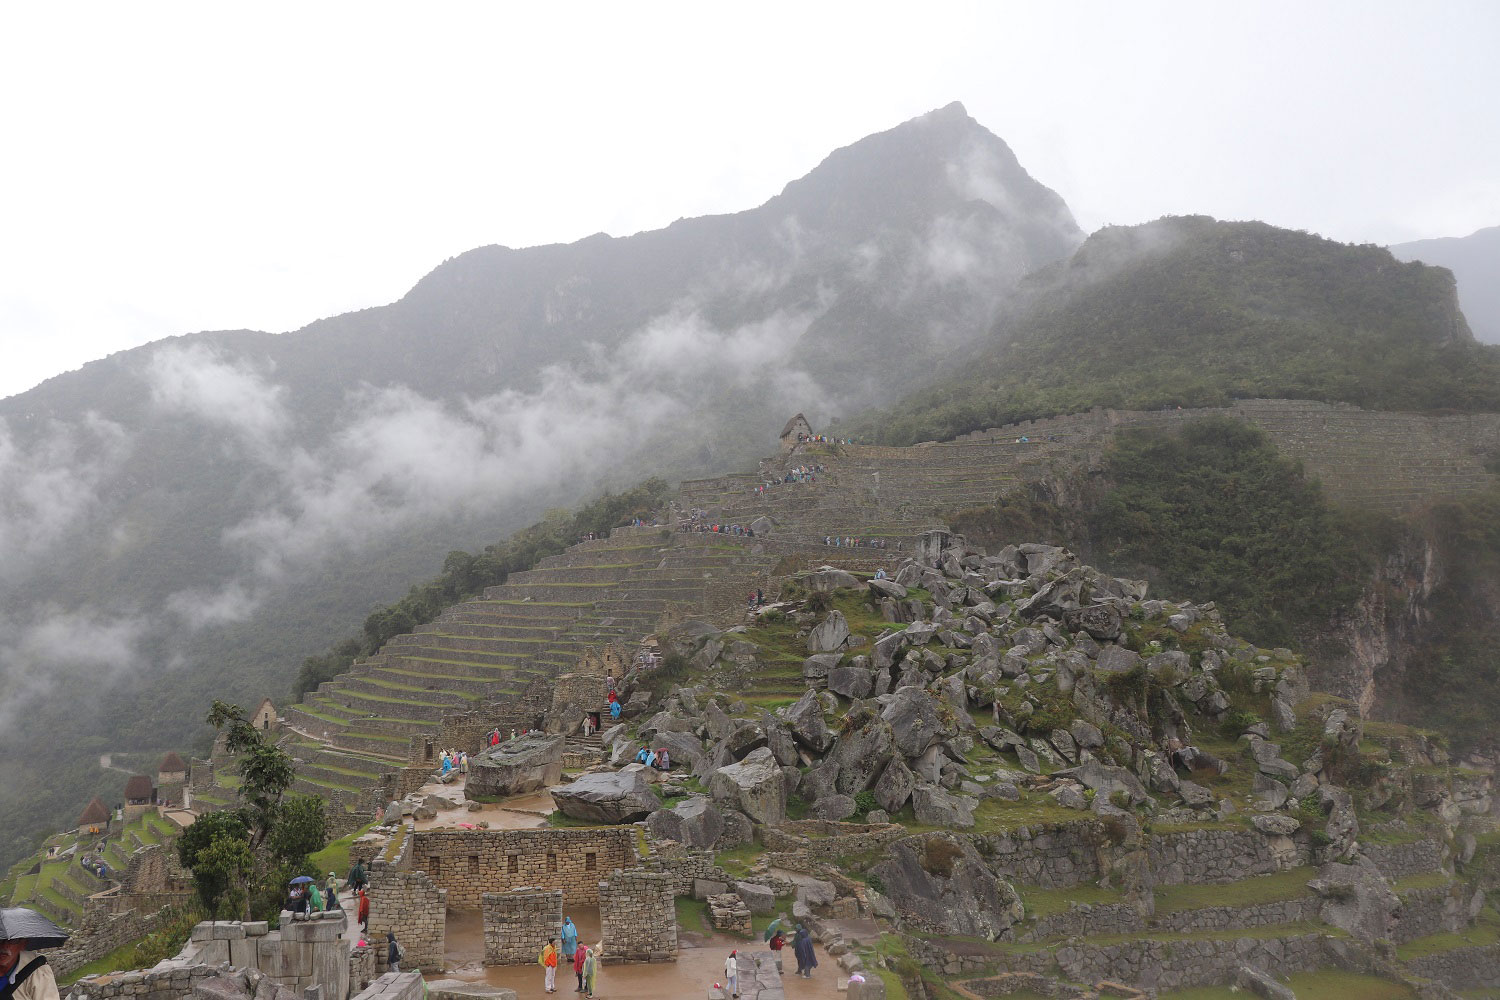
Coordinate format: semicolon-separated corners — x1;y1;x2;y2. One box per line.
465;733;564;799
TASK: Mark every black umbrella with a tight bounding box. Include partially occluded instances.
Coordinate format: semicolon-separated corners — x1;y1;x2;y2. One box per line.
0;908;71;949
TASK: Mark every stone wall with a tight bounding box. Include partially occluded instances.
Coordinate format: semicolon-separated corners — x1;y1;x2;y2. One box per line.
759;821;906;862
50;905;167;978
1364;838;1446;880
1404;942;1500;989
367;861;446;973
1393;883;1469;944
1145;828;1302;885
646;843;734;897
350;973;426;1000
410;827;636;907
66;962;218;1000
482;890;561;965
971;822;1103;889
598;870;677;964
909;929;1330;992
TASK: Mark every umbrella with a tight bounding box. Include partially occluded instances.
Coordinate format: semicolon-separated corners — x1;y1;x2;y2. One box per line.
762;917;783;942
288;875;315;885
0;907;71;949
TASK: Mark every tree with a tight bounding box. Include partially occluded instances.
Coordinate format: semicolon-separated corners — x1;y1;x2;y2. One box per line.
268;796;328;868
193;832;254;920
207;700;296;847
177;810;250;871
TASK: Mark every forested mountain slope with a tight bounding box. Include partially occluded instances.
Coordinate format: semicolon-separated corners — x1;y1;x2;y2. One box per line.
872;216;1500;445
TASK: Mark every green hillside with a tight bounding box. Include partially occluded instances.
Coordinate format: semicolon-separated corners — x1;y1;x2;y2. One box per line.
871;217;1500;445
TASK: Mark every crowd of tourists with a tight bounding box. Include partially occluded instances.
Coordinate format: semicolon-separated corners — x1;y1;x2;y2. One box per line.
755;463;826;492
793;432;857;445
822;536;893;549
679;521;757;537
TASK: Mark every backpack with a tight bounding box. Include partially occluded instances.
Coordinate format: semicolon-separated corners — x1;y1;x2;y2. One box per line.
395;942;406;962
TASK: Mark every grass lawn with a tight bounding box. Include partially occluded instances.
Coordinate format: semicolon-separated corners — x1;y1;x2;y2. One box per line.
1153;865;1315;914
308;822;376;877
1014;882;1124;919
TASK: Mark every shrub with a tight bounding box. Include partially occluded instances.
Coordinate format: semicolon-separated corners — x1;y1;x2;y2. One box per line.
853;790;878;815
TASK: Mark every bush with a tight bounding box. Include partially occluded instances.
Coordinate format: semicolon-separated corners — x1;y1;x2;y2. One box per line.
853;790;878;815
1220;708;1263;740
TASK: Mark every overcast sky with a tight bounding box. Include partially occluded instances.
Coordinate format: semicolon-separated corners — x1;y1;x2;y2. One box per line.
2;1;1496;401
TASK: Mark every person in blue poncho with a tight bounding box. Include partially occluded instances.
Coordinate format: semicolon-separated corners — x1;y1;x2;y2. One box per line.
560;916;578;963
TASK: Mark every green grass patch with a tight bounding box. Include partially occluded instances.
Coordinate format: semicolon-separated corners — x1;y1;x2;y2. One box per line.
1153;866;1315;914
308;822;376;877
675;896;711;934
1015;882;1125;919
714;843;765;879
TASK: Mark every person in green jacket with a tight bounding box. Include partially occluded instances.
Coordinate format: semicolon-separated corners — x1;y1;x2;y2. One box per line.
308;882;323;912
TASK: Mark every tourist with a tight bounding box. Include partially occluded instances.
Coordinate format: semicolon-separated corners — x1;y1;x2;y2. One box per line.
308;881;323;913
609;700;621;720
357;889;370;933
656;748;671;771
572;943;587;993
560;916;578;963
386;931;402;972
0;934;61;1000
606;673;616;699
324;872;341;910
541;937;559;993
793;925;817;979
582;714;595;737
460;751;469;775
346;859;368;894
768;929;785;968
724;949;739;997
287;883;307;917
635;747;650;765
582;946;597;997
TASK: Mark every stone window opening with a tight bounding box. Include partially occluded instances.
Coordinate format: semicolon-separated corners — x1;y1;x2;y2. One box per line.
468;854;479;874
430;856;442;877
508;855;519;874
585;853;596;871
547;852;558;873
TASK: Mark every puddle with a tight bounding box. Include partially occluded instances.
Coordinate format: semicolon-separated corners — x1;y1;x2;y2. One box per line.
441;908;844;998
411;777;556;831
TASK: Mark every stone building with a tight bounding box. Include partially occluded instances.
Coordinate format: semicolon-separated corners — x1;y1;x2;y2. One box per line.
122;774;155;821
779;413;813;452
250;698;279;731
76;797;110;836
157;751;188;807
547;645;623;734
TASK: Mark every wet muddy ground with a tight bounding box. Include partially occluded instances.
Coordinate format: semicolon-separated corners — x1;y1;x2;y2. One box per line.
442;907;845;998
411;777;554;831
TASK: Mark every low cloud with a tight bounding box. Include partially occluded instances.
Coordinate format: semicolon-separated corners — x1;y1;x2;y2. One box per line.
0;605;152;733
147;342;289;454
0;412;131;583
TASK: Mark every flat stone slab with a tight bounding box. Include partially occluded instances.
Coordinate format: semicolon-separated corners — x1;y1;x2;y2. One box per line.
469;733;565;797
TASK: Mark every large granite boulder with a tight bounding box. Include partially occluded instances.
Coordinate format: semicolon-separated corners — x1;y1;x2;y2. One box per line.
873;757;915;814
805;568;861;592
645;795;724;848
808;610;851;653
911;784;976;827
833;715;895;795
869;578;908;601
1054;761;1149;807
781;689;834;753
881;686;951;757
828;665;874;699
549;768;660;823
708;747;786;825
869;835;1023;939
468;733;565;798
1309;858;1399;942
1063;602;1123;641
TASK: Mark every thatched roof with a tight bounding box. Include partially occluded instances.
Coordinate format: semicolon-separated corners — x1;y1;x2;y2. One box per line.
780;413;810;438
158;751;188;774
77;797;109;827
123;775;154;801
